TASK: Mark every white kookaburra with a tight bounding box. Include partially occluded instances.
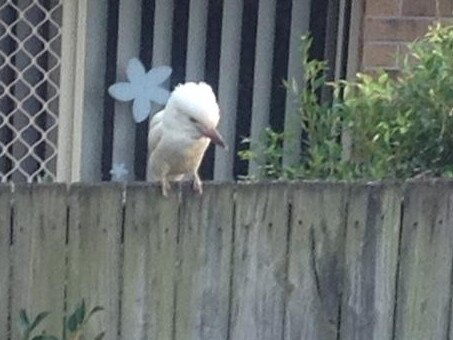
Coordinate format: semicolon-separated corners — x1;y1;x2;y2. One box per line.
147;82;226;196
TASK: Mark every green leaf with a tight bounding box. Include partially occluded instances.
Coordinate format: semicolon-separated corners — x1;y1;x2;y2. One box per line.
19;310;30;333
31;336;59;340
75;299;86;325
86;306;104;323
66;313;78;333
29;311;51;333
93;332;106;340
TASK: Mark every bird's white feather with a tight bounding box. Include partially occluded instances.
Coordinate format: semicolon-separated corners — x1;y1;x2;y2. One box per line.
165;82;220;129
148;109;163;152
147;83;224;194
147;82;222;189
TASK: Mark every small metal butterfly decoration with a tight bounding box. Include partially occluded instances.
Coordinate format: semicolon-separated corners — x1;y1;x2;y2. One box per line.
108;58;172;123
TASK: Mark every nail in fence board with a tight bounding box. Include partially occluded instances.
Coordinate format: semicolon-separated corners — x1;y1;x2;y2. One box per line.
121;184;179;340
67;184;123;339
285;183;347;340
229;183;289;340
11;184;67;339
175;184;234;340
394;181;453;339
340;184;402;340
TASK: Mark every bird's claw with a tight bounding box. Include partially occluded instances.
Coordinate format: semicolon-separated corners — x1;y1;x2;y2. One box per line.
161;178;170;197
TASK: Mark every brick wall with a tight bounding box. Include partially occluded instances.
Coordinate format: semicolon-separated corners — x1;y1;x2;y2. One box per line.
361;0;453;73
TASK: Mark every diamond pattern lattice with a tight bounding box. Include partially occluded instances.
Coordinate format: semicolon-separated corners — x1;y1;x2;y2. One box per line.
0;0;61;182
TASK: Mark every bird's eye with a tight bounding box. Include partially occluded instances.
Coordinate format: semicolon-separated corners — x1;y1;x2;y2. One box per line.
189;117;197;123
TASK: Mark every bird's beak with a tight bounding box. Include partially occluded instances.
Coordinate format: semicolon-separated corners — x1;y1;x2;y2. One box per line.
200;126;227;149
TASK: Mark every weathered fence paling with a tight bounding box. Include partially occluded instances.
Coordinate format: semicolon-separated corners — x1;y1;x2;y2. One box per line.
67;184;123;338
12;185;67;338
286;183;348;340
0;184;11;337
1;181;453;340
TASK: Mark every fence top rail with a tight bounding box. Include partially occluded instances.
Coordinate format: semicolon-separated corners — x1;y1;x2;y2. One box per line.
0;178;452;194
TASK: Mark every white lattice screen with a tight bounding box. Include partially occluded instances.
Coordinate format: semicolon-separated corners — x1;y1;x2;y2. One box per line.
0;0;61;182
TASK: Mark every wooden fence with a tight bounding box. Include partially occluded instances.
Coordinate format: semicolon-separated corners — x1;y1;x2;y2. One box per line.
1;180;452;339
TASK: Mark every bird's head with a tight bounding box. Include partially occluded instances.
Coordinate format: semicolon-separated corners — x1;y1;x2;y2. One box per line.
163;82;227;148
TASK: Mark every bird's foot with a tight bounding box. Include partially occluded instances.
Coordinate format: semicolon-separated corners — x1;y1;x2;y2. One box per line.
161;178;171;197
192;175;203;195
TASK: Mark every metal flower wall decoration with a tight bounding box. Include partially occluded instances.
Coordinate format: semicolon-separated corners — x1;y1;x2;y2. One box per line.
108;58;172;123
110;162;129;181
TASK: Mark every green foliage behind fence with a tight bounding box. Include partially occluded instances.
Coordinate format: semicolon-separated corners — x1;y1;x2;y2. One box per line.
241;24;453;180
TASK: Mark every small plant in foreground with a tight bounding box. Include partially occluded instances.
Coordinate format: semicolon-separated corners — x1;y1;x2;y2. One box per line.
17;300;104;340
18;310;58;340
65;299;105;340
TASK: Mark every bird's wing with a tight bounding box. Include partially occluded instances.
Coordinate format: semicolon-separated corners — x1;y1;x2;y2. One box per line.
148;109;164;153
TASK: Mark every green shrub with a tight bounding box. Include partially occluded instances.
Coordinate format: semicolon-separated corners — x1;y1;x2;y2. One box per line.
65;299;105;340
240;23;453;180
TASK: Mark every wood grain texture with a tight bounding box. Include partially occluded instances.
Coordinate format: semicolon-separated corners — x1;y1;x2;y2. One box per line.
394;181;453;340
230;183;289;340
340;184;402;340
3;181;453;338
174;183;234;340
11;184;67;339
67;184;123;339
285;183;348;340
121;184;179;340
0;185;11;338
